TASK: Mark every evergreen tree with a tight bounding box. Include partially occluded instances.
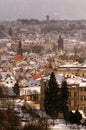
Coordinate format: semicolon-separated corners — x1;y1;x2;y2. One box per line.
75;110;82;124
44;72;59;119
69;111;75;124
60;80;69;120
13;81;20;96
69;110;82;124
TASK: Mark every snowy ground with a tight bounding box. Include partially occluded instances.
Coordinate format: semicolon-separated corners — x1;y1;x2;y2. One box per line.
49;122;86;130
14;106;86;130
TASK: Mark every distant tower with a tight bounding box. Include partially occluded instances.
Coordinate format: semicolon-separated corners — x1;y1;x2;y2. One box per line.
46;15;50;22
58;35;63;50
9;27;13;36
17;41;23;56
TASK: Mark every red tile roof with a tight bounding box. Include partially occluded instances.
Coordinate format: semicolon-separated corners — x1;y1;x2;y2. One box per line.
30;71;42;79
13;55;23;61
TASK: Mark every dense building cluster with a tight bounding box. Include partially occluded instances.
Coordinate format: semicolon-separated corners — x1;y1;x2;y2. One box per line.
0;19;86;128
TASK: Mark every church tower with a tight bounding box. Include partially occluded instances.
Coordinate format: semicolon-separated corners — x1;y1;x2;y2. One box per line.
58;35;63;50
17;41;23;56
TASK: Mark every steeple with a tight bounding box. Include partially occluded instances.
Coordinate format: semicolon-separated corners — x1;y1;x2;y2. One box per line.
58;35;63;50
17;41;23;56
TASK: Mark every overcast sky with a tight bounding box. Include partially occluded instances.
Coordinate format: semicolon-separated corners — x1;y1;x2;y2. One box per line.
0;0;86;21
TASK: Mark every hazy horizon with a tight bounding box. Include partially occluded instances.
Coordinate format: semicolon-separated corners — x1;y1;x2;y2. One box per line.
0;0;86;21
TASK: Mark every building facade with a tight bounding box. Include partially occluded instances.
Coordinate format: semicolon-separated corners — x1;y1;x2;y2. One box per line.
40;75;86;116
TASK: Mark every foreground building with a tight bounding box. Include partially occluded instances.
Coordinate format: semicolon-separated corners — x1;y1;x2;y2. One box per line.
40;74;86;116
56;64;86;78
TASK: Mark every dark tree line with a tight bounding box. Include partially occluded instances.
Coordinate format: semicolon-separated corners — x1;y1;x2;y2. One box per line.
13;81;20;96
44;72;59;119
0;109;21;130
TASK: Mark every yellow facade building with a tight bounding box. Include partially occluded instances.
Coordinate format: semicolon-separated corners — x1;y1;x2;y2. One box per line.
56;64;86;78
40;74;86;117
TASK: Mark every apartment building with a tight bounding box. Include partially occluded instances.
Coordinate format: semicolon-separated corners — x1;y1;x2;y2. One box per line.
56;64;86;78
40;74;86;116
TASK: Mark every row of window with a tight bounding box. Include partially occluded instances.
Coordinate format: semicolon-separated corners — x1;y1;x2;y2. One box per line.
69;96;86;107
69;100;77;106
80;88;86;92
6;81;13;84
69;89;86;97
80;107;86;113
66;73;85;77
30;95;39;101
69;99;86;106
69;91;77;97
80;95;86;101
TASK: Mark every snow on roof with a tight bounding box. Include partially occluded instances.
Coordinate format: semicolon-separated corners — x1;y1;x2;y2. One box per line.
59;64;81;68
66;77;81;85
42;74;64;84
30;61;36;65
13;67;22;70
81;64;86;67
55;74;64;82
26;100;36;104
43;54;54;57
79;82;86;87
82;78;86;82
28;53;36;56
34;109;48;118
1;87;15;96
27;79;40;87
15;99;25;106
66;79;75;84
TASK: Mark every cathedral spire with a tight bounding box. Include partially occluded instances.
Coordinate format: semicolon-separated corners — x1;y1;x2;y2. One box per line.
17;41;23;56
58;35;63;50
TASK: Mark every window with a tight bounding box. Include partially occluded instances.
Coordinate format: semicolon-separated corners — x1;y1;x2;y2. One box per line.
82;74;84;77
84;107;86;113
80;96;83;101
80;107;83;110
69;92;71;97
24;89;27;95
84;96;86;101
84;88;86;92
33;94;38;101
74;101;77;106
74;91;77;97
75;73;78;76
69;101;71;106
30;95;33;100
80;88;83;92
